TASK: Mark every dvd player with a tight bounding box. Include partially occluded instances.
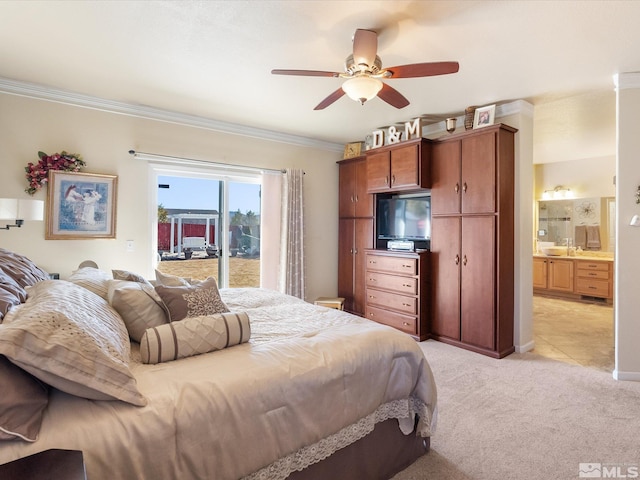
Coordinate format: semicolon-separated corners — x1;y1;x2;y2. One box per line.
387;240;414;251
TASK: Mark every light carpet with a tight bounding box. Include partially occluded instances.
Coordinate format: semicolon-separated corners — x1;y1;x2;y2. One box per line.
392;340;640;480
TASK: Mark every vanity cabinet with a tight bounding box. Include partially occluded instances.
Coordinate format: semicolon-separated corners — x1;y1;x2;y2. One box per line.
547;258;574;292
430;124;516;358
366;138;431;193
364;250;429;341
533;256;613;302
338;157;374;316
574;259;613;299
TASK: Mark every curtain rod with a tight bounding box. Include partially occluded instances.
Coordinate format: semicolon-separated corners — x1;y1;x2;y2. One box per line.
128;150;296;175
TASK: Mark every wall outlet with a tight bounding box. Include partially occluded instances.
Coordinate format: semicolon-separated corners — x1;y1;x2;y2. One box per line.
126;240;135;252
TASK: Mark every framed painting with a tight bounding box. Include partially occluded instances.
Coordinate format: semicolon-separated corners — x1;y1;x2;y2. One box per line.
46;171;118;239
473;104;496;129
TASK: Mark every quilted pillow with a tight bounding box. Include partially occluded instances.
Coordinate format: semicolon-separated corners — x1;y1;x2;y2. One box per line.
0;248;49;320
0;272;27;321
67;267;112;300
140;312;251;364
108;280;168;342
0;355;48;442
155;277;228;322
0;280;146;406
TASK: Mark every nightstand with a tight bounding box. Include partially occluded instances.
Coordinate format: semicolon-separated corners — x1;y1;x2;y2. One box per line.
314;297;345;310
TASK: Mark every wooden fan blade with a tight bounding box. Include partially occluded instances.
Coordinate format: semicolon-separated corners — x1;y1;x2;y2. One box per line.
271;69;340;77
353;29;377;68
385;61;459;78
314;88;346;110
377;83;410;109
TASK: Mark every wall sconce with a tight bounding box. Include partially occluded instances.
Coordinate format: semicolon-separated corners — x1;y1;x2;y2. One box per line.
542;186;573;200
0;198;44;230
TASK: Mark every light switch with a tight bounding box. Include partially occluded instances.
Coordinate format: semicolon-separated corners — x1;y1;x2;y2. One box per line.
126;240;135;252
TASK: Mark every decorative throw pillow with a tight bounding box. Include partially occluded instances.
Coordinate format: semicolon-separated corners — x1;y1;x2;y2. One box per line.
0;248;49;320
0;355;49;442
107;280;168;342
155;277;229;322
0;272;27;321
67;267;113;300
0;280;146;406
154;269;192;287
112;269;151;285
140;312;251;364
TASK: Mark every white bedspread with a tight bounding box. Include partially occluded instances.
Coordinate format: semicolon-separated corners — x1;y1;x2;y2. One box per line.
0;288;437;480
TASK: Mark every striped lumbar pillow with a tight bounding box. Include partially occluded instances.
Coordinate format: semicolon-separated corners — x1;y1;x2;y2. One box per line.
140;312;251;364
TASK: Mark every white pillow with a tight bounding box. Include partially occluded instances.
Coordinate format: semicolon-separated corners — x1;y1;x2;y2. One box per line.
154;269;191;287
67;267;112;300
107;280;168;342
0;280;146;406
140;312;251;364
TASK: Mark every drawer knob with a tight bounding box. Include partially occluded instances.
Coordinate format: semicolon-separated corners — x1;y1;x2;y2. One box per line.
402;303;411;307
402;283;411;287
402;322;410;326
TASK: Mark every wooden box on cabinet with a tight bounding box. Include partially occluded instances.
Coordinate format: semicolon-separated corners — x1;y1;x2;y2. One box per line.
364;250;429;341
366;138;432;193
430;124;516;359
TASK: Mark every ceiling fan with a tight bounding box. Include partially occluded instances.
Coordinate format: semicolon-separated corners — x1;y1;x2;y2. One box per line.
271;29;459;110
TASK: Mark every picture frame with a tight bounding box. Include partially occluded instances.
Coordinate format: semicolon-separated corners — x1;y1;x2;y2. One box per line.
473;104;496;129
46;171;118;240
343;141;363;159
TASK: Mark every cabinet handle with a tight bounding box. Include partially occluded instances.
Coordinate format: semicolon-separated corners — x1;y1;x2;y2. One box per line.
402;283;412;287
454;183;459;193
455;254;460;265
402;303;411;307
463;255;468;266
369;313;375;318
369;260;376;264
588;286;597;290
369;295;375;299
402;322;411;327
350;195;354;203
355;195;358;202
350;248;353;254
391;175;396;185
402;264;412;268
462;182;468;193
354;248;358;254
385;176;389;185
588;273;598;276
369;278;376;282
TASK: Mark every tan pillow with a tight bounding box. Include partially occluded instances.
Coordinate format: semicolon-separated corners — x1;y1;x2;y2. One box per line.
155;277;229;322
140;312;251;364
0;281;146;406
154;269;191;287
0;355;48;442
67;267;112;300
112;269;150;285
107;280;168;342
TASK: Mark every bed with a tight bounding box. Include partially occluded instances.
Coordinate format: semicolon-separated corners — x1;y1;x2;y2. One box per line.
0;248;437;479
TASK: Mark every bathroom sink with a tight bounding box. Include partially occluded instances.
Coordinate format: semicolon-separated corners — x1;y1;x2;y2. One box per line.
541;246;567;256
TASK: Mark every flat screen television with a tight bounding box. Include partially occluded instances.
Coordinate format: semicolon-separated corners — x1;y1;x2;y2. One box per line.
376;193;431;250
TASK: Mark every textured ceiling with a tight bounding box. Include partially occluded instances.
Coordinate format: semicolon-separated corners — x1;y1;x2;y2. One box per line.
0;1;638;146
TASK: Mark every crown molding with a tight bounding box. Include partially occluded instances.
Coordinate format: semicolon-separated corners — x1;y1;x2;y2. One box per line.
0;76;344;153
614;72;640;90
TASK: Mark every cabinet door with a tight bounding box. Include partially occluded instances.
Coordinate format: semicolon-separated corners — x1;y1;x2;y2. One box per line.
390;144;419;190
431;141;461;215
461;216;495;350
461;132;496;214
548;259;574;292
337;218;355;311
353;158;374;217
353;218;374;315
366;151;390;192
532;257;548;289
338;161;357;218
430;216;461;340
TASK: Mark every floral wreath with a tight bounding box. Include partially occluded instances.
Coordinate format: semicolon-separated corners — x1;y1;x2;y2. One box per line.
25;151;86;195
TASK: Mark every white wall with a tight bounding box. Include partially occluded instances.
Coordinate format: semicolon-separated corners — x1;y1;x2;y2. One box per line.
614;73;640;380
0;93;341;303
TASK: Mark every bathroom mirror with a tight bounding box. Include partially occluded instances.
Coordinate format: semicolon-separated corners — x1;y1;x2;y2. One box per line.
536;197;615;252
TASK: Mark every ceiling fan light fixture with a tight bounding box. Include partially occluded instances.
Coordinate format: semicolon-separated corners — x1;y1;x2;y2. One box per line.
342;76;383;105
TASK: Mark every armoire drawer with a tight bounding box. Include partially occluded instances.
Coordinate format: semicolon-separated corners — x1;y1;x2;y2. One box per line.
365;288;417;315
365;305;417;335
365;254;417;275
366;272;417;295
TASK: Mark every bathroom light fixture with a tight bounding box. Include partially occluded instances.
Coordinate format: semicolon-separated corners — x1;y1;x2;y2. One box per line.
341;75;383;105
542;186;573;200
0;198;44;230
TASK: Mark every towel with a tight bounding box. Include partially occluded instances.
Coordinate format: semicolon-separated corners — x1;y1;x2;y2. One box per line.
586;225;601;250
574;225;587;249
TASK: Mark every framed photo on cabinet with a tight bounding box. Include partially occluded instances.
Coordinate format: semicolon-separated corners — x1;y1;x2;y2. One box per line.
46;171;118;239
473;104;496;129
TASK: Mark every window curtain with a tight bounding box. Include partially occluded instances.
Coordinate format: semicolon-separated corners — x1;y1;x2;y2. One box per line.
260;171;283;290
279;169;305;298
